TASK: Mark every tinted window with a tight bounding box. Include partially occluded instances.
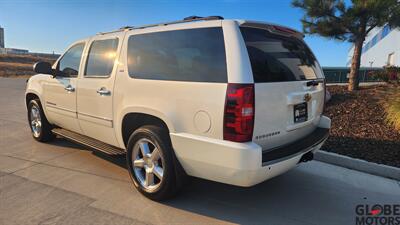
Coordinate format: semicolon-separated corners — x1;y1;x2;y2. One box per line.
240;27;322;83
85;39;119;77
58;43;84;77
127;28;227;82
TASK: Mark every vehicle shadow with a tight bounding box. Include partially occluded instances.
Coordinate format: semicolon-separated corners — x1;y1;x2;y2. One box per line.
50;137;91;151
50;136;128;169
162;167;352;225
48;137;399;225
88;147;398;225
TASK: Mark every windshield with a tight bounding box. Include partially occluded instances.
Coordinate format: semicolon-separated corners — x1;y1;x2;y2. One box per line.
240;27;323;83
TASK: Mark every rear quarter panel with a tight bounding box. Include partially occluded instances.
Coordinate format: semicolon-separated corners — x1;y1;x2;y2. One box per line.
113;21;235;149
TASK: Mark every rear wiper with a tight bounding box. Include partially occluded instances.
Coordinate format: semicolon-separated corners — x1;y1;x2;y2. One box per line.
306;79;324;86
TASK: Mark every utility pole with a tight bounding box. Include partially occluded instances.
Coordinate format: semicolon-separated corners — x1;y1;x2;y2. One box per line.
369;61;374;68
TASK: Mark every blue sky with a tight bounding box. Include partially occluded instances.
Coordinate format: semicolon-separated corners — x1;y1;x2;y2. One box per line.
0;0;351;66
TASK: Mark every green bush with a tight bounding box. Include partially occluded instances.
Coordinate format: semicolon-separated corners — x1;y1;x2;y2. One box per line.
369;66;400;84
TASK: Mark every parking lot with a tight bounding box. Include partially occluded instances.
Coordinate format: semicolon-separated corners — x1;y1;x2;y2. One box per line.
1;77;399;225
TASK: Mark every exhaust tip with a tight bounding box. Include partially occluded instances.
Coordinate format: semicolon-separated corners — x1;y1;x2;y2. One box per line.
299;152;314;163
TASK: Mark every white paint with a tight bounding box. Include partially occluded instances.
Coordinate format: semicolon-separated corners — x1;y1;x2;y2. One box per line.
348;26;400;67
194;111;211;133
26;19;330;187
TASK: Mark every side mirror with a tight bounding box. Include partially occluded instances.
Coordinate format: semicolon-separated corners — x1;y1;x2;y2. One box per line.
33;61;53;76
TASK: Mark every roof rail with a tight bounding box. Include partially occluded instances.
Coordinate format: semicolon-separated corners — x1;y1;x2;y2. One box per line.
98;16;224;35
123;15;224;30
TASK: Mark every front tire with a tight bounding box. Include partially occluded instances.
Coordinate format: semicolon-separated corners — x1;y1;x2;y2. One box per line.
126;125;183;201
27;99;54;142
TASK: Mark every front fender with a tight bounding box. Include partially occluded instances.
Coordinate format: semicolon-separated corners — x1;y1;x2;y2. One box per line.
25;74;48;114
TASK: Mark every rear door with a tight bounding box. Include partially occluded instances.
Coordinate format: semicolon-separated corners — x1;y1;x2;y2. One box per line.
240;27;325;150
77;34;123;146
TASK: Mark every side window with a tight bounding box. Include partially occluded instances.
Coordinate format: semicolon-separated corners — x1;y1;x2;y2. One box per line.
58;43;85;77
84;38;119;77
127;28;227;82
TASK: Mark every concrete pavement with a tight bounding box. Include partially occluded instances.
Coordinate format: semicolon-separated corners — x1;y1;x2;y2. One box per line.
0;77;399;225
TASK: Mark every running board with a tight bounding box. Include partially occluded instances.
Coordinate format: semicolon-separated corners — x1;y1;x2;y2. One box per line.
52;128;125;155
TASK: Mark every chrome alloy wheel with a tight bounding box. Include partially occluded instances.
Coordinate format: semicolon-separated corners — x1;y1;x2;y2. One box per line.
30;105;42;138
132;138;164;192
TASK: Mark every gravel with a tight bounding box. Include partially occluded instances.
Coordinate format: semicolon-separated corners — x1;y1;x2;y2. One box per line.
322;85;400;168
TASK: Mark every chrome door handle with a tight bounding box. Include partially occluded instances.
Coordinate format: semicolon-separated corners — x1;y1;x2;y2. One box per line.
96;87;111;95
64;85;75;92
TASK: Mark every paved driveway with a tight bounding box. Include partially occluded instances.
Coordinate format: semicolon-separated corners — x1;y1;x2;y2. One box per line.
0;77;399;225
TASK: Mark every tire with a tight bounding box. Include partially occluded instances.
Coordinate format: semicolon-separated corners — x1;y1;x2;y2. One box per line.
27;99;54;142
126;125;184;201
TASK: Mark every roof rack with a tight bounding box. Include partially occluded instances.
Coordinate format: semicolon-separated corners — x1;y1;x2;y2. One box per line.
98;16;224;35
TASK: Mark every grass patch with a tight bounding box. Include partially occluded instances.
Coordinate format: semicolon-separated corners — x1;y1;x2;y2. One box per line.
0;53;58;77
384;86;400;131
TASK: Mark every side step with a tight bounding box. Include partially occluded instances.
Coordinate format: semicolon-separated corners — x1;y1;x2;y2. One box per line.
52;128;125;155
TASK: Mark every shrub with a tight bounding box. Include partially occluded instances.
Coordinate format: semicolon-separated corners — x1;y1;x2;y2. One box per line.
369;66;400;84
384;87;400;131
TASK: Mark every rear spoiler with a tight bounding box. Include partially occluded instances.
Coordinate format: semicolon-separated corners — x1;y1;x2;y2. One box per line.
237;20;304;39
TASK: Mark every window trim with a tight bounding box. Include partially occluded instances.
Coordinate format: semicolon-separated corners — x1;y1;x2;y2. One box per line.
56;42;86;78
83;38;119;79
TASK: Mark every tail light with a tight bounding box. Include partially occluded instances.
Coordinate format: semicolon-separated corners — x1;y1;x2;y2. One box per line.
223;83;255;142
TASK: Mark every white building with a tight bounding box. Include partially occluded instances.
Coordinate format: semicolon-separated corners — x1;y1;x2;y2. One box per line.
1;48;29;54
347;24;398;67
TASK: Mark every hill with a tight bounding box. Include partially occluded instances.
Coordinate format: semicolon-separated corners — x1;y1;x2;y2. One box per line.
0;53;59;77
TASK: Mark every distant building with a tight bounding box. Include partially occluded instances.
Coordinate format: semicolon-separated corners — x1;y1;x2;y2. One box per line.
4;48;29;54
347;24;397;67
0;26;30;55
0;26;4;48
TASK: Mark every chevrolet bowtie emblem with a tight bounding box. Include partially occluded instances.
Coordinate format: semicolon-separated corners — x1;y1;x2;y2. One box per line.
304;93;312;102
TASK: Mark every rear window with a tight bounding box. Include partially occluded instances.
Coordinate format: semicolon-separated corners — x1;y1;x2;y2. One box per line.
127;27;227;82
240;27;322;83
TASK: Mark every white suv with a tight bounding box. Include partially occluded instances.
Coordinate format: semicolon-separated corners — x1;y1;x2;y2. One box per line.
26;16;331;200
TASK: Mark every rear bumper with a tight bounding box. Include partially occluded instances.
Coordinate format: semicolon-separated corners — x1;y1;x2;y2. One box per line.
262;127;329;165
171;116;331;187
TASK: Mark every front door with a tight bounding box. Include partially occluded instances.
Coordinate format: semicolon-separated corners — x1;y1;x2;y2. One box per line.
77;34;123;146
43;42;85;133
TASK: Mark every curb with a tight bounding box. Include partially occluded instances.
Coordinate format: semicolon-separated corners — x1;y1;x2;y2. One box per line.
314;150;400;181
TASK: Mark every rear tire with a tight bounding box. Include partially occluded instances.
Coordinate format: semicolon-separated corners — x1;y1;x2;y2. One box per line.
27;99;54;142
126;125;184;201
